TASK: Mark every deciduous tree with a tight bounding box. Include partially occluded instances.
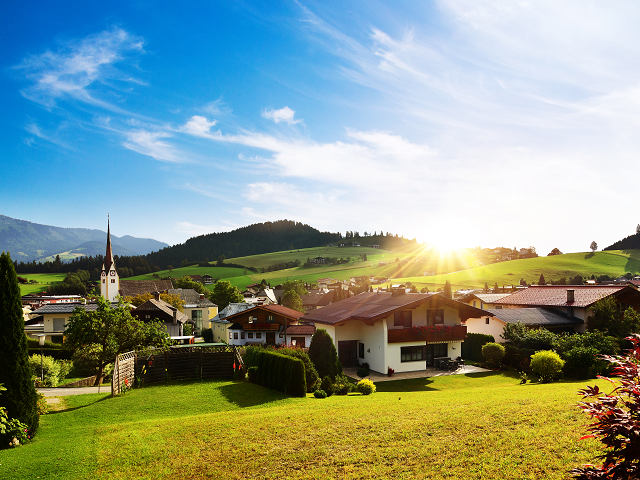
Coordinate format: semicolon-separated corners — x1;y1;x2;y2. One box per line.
209;280;244;310
590;241;598;252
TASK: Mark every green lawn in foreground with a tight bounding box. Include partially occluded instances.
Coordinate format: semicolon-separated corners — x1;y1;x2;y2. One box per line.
1;373;603;480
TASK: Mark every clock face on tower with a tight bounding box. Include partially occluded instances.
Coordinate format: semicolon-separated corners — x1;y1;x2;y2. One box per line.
110;270;116;276
101;271;106;277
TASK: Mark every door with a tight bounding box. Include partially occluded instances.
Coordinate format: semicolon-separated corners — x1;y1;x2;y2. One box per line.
338;340;357;368
266;332;276;345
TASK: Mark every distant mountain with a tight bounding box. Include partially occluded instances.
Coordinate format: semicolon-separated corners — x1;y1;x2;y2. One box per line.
144;220;342;268
0;215;168;262
604;233;640;251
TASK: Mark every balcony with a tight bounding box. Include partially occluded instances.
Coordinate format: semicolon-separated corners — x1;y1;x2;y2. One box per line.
387;324;467;344
243;323;281;331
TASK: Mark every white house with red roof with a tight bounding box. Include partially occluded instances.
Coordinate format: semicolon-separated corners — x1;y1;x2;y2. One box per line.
299;291;486;375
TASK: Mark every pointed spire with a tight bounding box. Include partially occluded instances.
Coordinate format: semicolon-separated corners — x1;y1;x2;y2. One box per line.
104;215;115;272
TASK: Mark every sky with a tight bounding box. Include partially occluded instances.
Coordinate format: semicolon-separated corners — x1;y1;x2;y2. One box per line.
2;0;640;257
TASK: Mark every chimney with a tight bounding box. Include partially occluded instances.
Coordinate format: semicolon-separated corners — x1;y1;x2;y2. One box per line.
567;289;575;303
154;291;160;301
200;293;204;300
170;307;177;324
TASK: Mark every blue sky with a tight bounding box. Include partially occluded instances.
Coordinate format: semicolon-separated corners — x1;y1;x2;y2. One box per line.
2;1;640;257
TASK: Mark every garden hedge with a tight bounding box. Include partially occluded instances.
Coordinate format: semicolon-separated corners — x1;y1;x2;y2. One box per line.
255;350;306;397
461;333;495;361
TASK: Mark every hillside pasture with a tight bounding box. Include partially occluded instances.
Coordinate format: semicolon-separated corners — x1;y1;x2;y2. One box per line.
17;273;67;296
1;373;602;480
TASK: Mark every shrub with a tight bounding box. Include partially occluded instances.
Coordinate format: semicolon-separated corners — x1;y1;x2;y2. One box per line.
278;347;320;392
183;324;193;336
320;376;335;397
247;366;258;383
28;355;63;387
308;329;341;380
356;379;376;395
201;328;214;343
333;373;353;395
255;350;306;397
462;333;495;361
530;350;565;383
563;346;599;379
242;346;262;369
571;334;640;479
357;368;370;379
502;323;556;351
482;342;506;367
314;389;327;399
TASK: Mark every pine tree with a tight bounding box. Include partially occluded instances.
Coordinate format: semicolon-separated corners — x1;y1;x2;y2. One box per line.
0;252;39;437
443;281;452;299
539;273;546;285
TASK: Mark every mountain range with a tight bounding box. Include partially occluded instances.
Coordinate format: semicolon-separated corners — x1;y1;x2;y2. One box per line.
0;215;168;262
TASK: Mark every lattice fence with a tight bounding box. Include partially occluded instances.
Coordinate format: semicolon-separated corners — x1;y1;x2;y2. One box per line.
134;345;241;385
112;351;136;396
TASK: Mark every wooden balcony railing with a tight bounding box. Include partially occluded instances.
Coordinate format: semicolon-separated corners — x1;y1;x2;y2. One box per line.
243;323;281;331
387;324;467;344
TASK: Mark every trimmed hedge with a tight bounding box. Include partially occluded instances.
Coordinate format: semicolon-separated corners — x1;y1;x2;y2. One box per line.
255;350;306;397
461;333;495;361
28;348;73;360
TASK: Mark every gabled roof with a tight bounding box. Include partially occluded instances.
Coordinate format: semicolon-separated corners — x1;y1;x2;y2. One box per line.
119;280;174;297
300;291;333;307
133;299;188;324
485;308;583;327
493;285;632;308
282;324;316;335
300;292;486;326
465;293;513;304
213;303;255;321
33;303;102;314
167;288;216;307
223;304;305;322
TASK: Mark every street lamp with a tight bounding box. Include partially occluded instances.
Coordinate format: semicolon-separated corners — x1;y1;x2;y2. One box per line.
37;334;45;383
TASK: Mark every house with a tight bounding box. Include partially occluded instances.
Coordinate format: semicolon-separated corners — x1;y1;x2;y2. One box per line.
465;308;584;339
131;293;189;338
167;288;218;335
282;324;316;348
312;256;326;265
202;274;213;285
243;288;277;305
299;291;486;374
221;304;305;346
462;293;512;310
465;285;640;338
210;303;255;343
300;290;334;311
27;302;116;343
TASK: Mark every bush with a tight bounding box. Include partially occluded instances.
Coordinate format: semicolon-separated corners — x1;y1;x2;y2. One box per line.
278;347;320;392
482;342;506;367
356;379;376;395
201;328;214;343
314;389;327;399
241;346;262;369
502;323;556;351
333;373;353;395
530;350;565;383
357;368;370;379
563;346;599;379
308;329;341;380
247;366;258;383
255;350;306;397
28;354;64;387
320;376;335;397
462;333;495;361
571;334;640;479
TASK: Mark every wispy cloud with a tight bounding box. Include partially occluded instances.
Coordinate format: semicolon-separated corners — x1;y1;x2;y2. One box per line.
16;27;144;109
262;106;303;125
122;130;181;162
24;122;73;149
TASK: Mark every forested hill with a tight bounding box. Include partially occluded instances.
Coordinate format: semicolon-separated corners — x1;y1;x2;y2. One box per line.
144;220;342;268
604;232;640;251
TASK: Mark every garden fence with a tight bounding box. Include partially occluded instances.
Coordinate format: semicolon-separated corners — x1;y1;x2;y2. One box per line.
112;351;136;397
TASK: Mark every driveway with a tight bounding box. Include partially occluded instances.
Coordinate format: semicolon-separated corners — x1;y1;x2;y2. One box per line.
344;364;490;382
38;386;109;397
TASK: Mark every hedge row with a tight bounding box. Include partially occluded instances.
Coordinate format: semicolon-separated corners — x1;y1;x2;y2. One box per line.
28;348;73;360
461;333;495;361
256;350;306;397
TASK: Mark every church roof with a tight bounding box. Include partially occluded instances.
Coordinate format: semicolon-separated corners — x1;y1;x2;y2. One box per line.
119;280;174;297
103;218;115;272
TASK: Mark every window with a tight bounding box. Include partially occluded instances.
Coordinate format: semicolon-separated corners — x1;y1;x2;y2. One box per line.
248;316;254;323
102;279;105;284
229;332;232;339
233;332;238;340
427;309;445;325
485;317;490;325
53;318;65;332
279;334;284;338
394;310;412;327
145;314;150;319
359;342;365;358
267;315;274;322
248;332;254;339
473;300;477;307
111;279;115;283
401;346;424;362
256;332;262;339
192;310;203;334
241;332;245;339
433;343;448;358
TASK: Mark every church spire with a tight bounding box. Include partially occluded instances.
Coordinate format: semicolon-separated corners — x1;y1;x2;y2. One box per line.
104;215;115;272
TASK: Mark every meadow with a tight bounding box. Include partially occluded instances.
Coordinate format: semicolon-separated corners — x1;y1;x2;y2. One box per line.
1;373;604;480
17;273;67;296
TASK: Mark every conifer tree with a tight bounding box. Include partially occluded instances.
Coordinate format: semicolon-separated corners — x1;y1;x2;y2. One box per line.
0;252;39;437
443;281;452;299
538;273;546;285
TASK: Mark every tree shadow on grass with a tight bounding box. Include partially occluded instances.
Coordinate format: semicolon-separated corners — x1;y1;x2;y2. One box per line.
218;381;291;408
47;394;111;414
374;377;438;393
584;252;595;260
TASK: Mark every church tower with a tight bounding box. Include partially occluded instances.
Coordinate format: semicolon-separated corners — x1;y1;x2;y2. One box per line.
100;217;119;302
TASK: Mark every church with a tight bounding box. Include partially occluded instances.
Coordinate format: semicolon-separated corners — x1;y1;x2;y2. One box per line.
100;218;120;302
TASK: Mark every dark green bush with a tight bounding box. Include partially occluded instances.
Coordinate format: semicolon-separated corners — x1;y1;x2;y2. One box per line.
333;373;353;395
201;328;214;343
481;342;506;367
308;329;341;380
563;346;600;379
247;366;258;383
357;368;370;379
462;333;495;361
255;350;306;397
314;389;327;399
242;346;263;368
321;376;335;397
278;347;320;392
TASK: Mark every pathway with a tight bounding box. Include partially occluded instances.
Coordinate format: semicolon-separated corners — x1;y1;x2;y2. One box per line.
343;364;490;382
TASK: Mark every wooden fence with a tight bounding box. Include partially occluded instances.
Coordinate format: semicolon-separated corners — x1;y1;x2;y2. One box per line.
112;351;136;396
134;345;242;385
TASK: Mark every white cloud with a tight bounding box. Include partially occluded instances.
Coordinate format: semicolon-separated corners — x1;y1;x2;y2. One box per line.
17;27;144;108
24;123;72;149
122;130;181;162
178;115;219;138
262;106;302;125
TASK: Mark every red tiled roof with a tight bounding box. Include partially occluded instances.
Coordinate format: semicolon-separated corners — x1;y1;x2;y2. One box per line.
284;324;316;335
493;285;628;308
222;303;304;322
119;280;174;297
301;292;486;326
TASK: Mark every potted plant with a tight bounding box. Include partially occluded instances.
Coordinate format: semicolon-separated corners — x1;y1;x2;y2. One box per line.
388;367;395;377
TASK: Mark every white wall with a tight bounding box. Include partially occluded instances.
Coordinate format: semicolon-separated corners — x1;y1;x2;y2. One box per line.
465;316;505;340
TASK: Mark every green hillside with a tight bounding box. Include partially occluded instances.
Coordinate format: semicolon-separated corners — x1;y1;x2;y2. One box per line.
18;273;67;296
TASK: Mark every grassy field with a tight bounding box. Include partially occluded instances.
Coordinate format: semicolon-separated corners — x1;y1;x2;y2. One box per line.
17;273;67;296
1;373;604;479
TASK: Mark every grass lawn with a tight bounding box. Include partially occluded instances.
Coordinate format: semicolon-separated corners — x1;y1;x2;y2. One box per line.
17;273;67;296
2;373;603;479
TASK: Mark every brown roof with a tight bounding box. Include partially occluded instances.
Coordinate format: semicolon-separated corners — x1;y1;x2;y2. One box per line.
223;303;304;322
300;291;333;307
493;285;631;308
283;324;316;335
300;292;486;326
119;280;174;297
133;299;188;324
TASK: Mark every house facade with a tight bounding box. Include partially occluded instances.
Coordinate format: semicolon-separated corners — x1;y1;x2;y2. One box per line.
167;288;218;335
222;304;305;346
131;295;189;338
300;291;486;374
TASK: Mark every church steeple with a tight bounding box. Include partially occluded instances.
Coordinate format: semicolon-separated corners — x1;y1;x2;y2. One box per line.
100;215;119;302
104;216;114;272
